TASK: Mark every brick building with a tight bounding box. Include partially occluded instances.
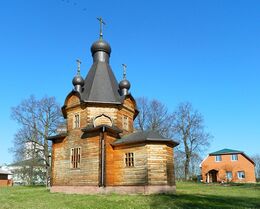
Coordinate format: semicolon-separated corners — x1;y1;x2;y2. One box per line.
200;148;256;183
0;168;12;187
48;22;179;194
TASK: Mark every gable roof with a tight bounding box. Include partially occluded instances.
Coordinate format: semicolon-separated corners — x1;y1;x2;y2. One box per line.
209;148;255;165
112;130;179;147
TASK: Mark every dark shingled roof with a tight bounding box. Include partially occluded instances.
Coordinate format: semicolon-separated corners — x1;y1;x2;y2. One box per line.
80;40;122;104
112;131;179;147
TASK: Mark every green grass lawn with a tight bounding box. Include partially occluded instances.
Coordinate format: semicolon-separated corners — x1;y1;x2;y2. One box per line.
0;182;259;209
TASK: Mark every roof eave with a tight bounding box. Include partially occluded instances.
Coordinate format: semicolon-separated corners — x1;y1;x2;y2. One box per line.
112;138;179;147
209;152;242;156
82;100;122;105
82;125;122;135
47;133;67;141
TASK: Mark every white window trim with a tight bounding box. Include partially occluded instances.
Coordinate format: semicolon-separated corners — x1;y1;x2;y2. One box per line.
226;171;232;179
215;155;222;162
237;171;245;179
231;154;238;161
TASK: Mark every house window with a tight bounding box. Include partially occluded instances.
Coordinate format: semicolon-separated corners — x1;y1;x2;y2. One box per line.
71;148;81;169
231;154;238;161
125;153;134;167
226;171;232;180
237;171;245;179
215;155;222;162
74;113;80;128
122;115;129;130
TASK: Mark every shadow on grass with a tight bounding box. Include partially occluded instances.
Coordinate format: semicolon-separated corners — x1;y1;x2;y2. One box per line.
228;183;260;190
150;193;260;209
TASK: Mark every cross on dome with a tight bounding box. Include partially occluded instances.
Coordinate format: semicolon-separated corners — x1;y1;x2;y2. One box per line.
122;64;127;79
97;17;106;40
76;59;81;75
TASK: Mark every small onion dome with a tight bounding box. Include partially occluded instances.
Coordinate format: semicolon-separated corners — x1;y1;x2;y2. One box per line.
72;75;84;86
119;79;131;90
91;39;111;55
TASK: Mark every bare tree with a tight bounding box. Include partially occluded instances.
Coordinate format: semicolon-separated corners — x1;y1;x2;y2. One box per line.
11;95;63;186
190;152;203;178
175;150;202;181
135;97;149;131
251;154;260;180
172;102;211;180
10;127;42;185
134;97;174;138
174;150;186;180
135;98;211;180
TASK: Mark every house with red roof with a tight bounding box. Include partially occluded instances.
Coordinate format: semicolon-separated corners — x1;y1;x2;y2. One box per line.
200;149;256;183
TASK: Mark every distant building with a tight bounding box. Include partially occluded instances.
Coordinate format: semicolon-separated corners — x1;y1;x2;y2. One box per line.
200;148;256;183
8;158;46;185
48;21;179;194
0;168;12;187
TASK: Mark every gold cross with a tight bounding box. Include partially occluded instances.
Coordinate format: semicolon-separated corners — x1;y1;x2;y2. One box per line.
122;64;127;79
97;17;106;39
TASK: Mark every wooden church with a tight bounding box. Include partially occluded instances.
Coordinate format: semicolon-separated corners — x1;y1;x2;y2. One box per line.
48;19;179;194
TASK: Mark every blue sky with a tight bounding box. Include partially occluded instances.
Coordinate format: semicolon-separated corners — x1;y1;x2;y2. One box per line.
0;0;260;165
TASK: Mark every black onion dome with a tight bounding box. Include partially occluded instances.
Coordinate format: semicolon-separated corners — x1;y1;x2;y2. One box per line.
72;75;84;86
91;39;111;55
119;79;131;90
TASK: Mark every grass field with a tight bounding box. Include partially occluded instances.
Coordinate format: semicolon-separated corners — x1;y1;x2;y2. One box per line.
0;182;259;209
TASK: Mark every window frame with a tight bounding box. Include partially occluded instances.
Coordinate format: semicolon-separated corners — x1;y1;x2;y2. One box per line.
70;147;81;169
215;155;222;162
122;115;129;131
231;154;238;161
237;171;245;179
73;113;80;129
226;171;232;180
124;152;134;168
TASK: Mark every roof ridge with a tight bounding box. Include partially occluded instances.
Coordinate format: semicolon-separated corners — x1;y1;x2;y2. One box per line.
209;148;243;155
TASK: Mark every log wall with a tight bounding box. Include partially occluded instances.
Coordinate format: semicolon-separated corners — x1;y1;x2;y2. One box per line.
52;135;100;186
147;144;168;185
52;93;176;189
113;144;147;186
